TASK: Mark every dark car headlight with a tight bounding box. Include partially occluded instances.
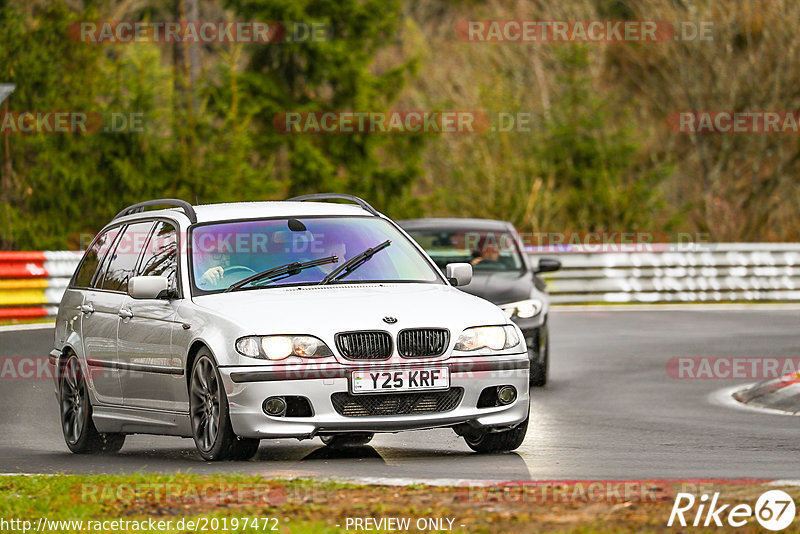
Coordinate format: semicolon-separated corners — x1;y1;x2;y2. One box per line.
501;298;544;319
453;325;521;352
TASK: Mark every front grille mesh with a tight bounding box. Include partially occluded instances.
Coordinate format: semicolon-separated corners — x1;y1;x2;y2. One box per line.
331;388;464;417
398;328;449;357
335;331;392;360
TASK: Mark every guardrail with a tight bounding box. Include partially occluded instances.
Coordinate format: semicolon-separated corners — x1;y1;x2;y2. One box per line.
528;243;800;304
0;251;82;319
2;244;800;320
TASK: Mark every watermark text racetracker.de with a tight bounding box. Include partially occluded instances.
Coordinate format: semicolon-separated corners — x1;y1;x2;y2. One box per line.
79;481;288;507
456;20;714;42
459;479;769;505
273;110;566;134
463;480;676;504
70;20;331;44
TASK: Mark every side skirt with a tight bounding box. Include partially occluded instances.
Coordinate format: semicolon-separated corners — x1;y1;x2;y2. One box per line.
92;404;192;437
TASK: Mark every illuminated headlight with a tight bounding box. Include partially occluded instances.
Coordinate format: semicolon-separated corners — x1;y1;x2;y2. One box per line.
235;335;334;360
453;326;520;352
501;298;543;319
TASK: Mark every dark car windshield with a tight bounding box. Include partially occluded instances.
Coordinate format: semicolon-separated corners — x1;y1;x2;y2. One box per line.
405;228;525;273
190;216;442;294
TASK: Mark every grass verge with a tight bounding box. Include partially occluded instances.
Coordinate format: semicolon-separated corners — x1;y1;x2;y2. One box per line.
0;474;796;533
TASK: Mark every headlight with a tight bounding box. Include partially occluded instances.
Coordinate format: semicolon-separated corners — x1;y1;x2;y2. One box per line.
235;335;334;360
501;298;543;319
453;325;520;352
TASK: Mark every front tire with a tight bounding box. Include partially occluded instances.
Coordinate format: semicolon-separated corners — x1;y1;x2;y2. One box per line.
189;350;259;461
530;326;549;387
59;355;125;454
463;418;528;453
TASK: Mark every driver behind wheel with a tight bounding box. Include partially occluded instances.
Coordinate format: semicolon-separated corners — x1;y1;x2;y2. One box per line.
195;230;348;289
470;234;501;267
198;251;232;288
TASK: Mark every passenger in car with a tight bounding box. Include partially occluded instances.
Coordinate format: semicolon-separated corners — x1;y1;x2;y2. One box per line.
310;233;347;275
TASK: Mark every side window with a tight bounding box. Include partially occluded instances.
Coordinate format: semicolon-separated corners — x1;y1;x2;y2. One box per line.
137;221;178;291
73;226;122;288
100;221;154;292
93;227;125;288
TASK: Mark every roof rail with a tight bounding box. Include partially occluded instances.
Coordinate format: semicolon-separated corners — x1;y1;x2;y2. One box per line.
113;199;197;223
287;193;380;216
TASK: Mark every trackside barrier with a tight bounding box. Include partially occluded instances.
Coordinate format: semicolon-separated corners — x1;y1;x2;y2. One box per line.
528;243;800;304
0;251;81;319
2;244;800;319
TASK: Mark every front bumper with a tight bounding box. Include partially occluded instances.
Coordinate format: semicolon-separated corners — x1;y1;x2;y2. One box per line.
218;354;530;439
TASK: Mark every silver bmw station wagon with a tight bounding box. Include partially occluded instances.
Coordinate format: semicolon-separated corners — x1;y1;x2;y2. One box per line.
51;195;530;460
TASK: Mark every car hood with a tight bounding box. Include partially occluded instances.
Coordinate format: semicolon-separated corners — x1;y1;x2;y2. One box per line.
192;283;507;337
459;271;534;305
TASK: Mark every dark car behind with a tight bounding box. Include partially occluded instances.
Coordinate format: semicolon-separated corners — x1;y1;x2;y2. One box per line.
398;218;560;386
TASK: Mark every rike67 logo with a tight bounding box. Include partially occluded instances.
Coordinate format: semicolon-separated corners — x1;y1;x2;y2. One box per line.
668;490;796;530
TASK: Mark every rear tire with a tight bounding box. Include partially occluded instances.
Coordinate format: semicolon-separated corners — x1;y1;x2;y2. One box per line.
59;355;125;454
464;418;528;453
189;350;259;461
320;433;374;447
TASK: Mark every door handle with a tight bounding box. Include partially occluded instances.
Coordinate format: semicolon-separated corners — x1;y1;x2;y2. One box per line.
77;303;94;314
118;308;134;319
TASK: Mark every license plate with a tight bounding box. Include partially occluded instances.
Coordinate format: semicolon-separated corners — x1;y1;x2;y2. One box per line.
350;368;450;394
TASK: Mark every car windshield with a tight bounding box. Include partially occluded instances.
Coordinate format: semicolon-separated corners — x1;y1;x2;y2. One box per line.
405;229;525;273
190;216;442;293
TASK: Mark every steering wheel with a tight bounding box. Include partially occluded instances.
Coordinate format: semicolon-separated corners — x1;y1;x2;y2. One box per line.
223;265;256;277
197;265;257;289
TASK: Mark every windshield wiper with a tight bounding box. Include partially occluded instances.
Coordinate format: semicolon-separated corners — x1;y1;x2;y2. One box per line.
224;256;338;293
319;240;391;285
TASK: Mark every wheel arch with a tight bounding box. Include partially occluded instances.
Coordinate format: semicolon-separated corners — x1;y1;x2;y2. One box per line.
56;344;77;388
185;340;217;390
57;344;84;381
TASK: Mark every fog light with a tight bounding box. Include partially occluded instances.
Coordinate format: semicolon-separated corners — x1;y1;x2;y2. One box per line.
263;396;287;417
497;386;516;405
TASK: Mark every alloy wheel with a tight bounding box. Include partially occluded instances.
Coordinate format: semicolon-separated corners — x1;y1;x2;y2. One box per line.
60;357;86;445
190;357;221;452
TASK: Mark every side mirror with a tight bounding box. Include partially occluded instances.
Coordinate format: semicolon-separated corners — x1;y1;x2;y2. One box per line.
128;276;170;299
535;257;561;274
446;263;473;286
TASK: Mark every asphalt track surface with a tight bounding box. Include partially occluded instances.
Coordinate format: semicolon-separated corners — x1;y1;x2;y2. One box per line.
1;309;798;482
